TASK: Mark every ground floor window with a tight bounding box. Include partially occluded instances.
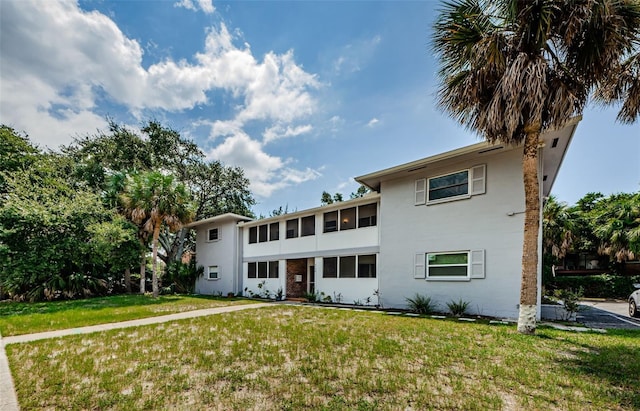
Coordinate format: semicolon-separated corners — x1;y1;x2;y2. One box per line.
207;265;219;280
322;254;377;278
247;260;279;279
426;252;469;278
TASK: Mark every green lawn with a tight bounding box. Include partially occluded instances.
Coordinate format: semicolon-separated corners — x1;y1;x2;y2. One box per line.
6;305;640;410
0;294;256;336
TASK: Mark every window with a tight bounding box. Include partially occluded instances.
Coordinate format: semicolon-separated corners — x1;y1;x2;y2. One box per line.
207;228;219;242
340;207;356;230
426;252;469;278
258;262;268;278
269;261;279;278
286;219;299;238
418;165;486;205
301;215;315;236
248;262;257;278
208;265;219;280
269;222;279;241
259;224;268;242
324;211;338;232
249;227;257;244
323;257;337;278
357;255;376;278
358;204;377;228
339;256;356;278
428;170;469;201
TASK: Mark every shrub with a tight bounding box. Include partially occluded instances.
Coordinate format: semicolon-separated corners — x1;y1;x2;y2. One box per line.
549;274;640;299
163;260;204;294
405;294;437;314
446;298;470;317
552;287;585;321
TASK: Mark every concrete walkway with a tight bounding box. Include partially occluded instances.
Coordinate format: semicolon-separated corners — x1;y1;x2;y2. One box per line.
0;302;271;411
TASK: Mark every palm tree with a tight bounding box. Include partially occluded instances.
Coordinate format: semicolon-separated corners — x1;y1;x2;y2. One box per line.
432;0;640;333
543;196;575;260
592;192;640;262
121;171;194;298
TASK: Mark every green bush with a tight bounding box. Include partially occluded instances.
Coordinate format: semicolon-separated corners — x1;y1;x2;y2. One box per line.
548;274;640;299
405;294;437;314
163;259;204;294
446;298;470;317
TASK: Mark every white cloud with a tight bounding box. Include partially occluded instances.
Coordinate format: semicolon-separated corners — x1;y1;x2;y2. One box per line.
367;117;380;127
263;124;312;144
207;132;320;197
174;0;215;14
0;0;322;197
333;35;382;75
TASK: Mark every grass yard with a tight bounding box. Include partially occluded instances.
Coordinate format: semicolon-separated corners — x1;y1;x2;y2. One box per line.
0;294;256;336
6;305;640;410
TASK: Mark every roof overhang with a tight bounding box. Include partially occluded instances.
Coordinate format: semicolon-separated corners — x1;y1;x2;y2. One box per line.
185;212;253;228
356;117;581;198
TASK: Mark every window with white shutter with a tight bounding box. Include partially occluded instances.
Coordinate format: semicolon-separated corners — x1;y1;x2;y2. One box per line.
470;249;485;279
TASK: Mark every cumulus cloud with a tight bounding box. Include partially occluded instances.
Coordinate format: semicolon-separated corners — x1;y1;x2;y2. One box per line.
174;0;215;14
263;124;312;144
207;132;320;197
0;0;322;197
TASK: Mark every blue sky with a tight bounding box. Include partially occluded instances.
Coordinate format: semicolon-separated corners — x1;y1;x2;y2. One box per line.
1;0;638;217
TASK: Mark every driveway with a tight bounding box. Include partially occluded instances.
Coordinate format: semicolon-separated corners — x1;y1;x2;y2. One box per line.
577;300;640;330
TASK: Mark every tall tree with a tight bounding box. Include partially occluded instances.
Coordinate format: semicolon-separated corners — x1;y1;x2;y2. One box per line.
121;171;194;298
433;0;640;333
543;196;575;259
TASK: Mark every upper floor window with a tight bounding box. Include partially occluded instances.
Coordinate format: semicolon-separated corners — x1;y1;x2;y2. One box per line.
259;224;268;243
301;215;315;237
269;222;279;241
429;170;469;201
324;211;338;233
249;227;257;244
358;204;377;228
340;207;356;230
207;228;219;242
415;165;486;205
286;218;299;239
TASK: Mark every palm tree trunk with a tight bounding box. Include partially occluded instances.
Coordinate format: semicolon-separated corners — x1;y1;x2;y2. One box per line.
139;250;146;294
151;222;161;298
124;267;131;294
517;125;541;334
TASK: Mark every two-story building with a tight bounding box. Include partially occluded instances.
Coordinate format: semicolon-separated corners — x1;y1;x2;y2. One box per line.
188;120;579;319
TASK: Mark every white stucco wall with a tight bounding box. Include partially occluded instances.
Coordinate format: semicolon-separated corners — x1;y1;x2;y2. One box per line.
194;221;241;296
377;149;527;318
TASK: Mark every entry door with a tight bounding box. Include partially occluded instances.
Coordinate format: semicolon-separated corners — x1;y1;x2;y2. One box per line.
308;265;315;294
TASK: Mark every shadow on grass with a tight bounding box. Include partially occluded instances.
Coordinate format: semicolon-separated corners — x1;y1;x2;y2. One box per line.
0;294;231;317
553;329;640;409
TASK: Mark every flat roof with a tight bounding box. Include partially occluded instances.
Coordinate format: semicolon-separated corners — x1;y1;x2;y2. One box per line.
185;212;253;228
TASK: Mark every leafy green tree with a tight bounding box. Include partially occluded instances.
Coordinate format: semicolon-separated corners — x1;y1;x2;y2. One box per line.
433;0;640;334
121;171;194;298
0;126;38;193
350;185;371;199
0;154;136;300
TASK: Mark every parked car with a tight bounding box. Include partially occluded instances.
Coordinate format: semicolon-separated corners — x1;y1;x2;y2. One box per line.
630;284;640;318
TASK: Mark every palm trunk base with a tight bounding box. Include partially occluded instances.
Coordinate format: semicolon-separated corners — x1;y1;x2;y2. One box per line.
517;304;537;334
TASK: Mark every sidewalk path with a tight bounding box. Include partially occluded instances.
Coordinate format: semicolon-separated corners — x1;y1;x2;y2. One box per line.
0;302;272;411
